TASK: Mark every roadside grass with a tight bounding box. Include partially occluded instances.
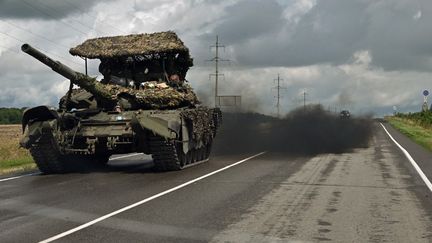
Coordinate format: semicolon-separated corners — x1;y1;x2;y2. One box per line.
0;125;36;174
386;116;432;151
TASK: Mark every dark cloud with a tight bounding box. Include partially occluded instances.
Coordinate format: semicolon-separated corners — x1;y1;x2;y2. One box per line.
366;0;432;70
0;0;104;20
200;0;284;45
283;0;368;66
201;0;432;71
1;0;432;116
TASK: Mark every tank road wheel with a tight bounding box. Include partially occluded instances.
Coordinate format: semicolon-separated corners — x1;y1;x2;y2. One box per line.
150;136;183;171
199;147;207;161
196;149;202;161
183;146;210;168
185;150;193;165
149;136;214;171
205;143;212;158
29;133;67;174
177;151;186;168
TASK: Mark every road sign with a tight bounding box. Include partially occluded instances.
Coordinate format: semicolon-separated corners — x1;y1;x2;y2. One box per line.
423;90;429;96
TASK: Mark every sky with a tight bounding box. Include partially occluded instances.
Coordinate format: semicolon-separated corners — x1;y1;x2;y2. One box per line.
0;0;431;117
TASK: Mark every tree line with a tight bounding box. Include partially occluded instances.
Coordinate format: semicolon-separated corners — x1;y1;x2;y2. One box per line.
395;111;432;128
0;108;26;124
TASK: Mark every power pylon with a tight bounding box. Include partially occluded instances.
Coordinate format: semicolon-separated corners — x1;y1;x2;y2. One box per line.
208;35;229;107
272;74;286;118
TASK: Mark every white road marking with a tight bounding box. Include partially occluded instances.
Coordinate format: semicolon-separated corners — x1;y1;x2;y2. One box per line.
0;172;41;182
0;153;142;183
380;123;432;192
109;153;141;161
39;152;266;243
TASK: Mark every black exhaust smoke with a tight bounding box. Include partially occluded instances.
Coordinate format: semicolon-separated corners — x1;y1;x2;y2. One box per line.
213;105;373;155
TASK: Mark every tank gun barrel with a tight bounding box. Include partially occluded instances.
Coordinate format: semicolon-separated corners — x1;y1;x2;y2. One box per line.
21;44;79;80
21;44;115;103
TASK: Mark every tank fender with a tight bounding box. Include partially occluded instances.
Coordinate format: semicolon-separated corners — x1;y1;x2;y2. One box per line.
20;106;58;149
20;120;57;148
131;113;179;139
21;106;58;132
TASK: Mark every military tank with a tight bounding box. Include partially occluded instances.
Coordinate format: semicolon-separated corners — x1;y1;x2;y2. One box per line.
20;31;222;173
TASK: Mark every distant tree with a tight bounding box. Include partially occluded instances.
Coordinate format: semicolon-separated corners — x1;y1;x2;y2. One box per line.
0;108;24;124
396;110;432;128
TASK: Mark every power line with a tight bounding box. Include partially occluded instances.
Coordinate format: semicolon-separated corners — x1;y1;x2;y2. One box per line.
0;44;19;53
19;0;89;36
0;31;82;68
33;0;110;36
0;20;70;50
0;19;89;73
62;0;127;35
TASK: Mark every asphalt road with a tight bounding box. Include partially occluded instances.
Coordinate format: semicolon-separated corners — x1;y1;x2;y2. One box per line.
1;122;432;242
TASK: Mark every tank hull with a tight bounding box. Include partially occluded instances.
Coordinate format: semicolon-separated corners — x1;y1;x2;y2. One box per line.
21;106;222;173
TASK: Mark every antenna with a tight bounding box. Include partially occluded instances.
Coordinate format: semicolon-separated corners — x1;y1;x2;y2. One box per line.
207;35;229;107
272;74;286;118
79;57;88;75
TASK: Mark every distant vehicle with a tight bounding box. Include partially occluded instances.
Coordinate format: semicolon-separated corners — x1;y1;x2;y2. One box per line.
340;110;351;119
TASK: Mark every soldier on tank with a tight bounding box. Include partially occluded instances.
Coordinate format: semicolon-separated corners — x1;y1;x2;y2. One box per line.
168;73;188;91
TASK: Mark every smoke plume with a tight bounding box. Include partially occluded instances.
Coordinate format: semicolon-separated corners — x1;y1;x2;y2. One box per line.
213;105;373;155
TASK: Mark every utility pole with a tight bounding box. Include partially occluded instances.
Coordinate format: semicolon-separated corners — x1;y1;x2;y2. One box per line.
208;35;229;107
303;89;307;110
272;74;286;118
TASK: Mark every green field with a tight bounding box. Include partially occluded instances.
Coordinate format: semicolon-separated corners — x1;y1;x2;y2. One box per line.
387;115;432;151
0;125;36;174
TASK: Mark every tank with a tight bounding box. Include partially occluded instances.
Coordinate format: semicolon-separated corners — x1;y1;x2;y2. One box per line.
20;32;222;173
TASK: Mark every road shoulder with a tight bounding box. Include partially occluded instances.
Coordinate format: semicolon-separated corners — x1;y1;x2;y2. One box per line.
381;122;432;189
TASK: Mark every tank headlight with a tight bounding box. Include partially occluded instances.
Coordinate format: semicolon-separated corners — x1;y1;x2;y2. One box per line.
115;116;124;121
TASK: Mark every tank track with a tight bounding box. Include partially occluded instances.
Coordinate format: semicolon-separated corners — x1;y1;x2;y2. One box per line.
150;135;211;171
29;134;67;174
29;128;109;174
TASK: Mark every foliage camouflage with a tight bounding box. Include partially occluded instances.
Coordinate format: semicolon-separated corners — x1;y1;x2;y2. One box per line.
69;31;191;59
60;75;199;110
181;107;219;144
66;32;197;109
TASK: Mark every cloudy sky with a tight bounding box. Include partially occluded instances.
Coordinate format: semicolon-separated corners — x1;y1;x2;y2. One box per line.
0;0;431;116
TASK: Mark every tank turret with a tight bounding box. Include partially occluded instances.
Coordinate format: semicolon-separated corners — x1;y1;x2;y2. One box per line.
21;43;198;110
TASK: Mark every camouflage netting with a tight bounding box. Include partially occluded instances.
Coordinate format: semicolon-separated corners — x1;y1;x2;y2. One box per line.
111;83;199;109
181;107;216;145
67;73;199;110
64;31;200;110
69;31;190;59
